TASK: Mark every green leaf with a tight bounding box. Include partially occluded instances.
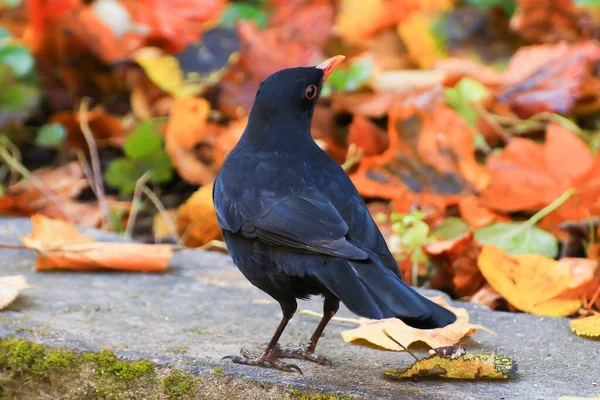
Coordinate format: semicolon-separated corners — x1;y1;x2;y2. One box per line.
464;0;516;16
146;151;174;184
123;120;162;160
0;0;24;9
36;123;66;147
0;44;35;78
444;78;490;127
402;221;430;248
475;222;558;258
325;58;372;93
104;158;140;196
433;217;470;240
220;3;269;29
0;82;40;112
0;26;10;39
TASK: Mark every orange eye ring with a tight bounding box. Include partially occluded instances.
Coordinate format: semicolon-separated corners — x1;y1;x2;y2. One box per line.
305;84;317;100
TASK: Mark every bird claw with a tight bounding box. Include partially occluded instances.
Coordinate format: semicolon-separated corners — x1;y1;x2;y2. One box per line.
221;347;304;373
275;343;332;367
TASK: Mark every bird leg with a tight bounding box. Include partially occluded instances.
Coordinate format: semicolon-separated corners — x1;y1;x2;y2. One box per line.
276;297;339;366
223;301;302;373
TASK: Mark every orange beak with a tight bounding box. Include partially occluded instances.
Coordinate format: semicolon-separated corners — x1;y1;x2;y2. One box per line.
316;55;345;81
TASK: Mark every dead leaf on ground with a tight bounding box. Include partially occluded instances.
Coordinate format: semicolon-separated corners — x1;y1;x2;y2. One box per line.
434;57;503;88
469;284;503;310
481;123;595;213
347;115;389;157
0;275;34;311
570;314;600;338
341;296;494;350
423;231;485;297
20;214;173;272
477;245;598;316
497;42;600;117
384;351;517;380
152;209;179;242
165;96;216;185
176;183;222;247
510;0;597;44
349;86;490;210
0;161;100;225
458;196;510;230
51;106;125;151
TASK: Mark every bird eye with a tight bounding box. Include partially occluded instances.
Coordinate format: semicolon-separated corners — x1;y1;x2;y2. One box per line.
305;84;317;100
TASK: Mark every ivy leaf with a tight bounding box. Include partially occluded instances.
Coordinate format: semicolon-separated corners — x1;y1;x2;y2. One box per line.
220;3;269;29
444;77;489;127
433;217;470;240
123;120;162;159
36;123;66;148
475;188;575;258
0;44;35;78
475;222;558;258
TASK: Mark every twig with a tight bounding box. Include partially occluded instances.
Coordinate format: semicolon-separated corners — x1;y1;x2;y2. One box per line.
79;98;111;229
298;309;361;325
197;239;228;251
142;185;180;243
0;243;30;251
342;144;363;171
125;172;150;238
75;150;97;198
522;188;576;229
382;329;420;361
0;141;74;220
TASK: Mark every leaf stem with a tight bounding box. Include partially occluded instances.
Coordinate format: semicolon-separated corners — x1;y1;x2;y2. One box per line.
382;329;420;360
523;188;576;228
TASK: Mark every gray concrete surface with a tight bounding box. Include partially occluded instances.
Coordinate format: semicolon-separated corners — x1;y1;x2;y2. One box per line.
0;216;599;400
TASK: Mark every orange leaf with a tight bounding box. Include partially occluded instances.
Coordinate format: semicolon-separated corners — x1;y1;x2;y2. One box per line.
347;115;389;157
20;215;173;272
458;197;509;230
510;0;595;44
469;284;503;310
176;183;222;247
498;42;600;117
341;296;494;350
397;11;442;69
51;106;125;151
349;86;490;208
423;231;485;297
481;123;594;212
165;96;217;185
477;245;597;316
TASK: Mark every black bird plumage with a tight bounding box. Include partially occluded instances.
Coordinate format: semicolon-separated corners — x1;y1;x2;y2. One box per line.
213;57;456;372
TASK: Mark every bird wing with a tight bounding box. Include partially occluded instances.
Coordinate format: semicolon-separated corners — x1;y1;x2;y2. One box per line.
214;179;367;260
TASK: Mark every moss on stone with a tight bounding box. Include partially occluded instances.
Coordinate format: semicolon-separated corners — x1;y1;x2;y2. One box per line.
84;349;154;381
283;390;361;400
161;371;196;399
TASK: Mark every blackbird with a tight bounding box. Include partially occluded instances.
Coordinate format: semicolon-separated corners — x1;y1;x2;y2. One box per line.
213;55;457;373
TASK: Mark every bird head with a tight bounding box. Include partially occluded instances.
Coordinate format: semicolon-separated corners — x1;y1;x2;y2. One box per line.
247;55;345;130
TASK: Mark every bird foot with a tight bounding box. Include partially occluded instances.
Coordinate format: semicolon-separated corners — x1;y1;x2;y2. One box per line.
222;348;303;374
275;343;332;366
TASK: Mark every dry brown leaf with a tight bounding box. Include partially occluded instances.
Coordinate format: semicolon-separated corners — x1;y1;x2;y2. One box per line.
469;284;503;310
176;183;222;247
477;245;598;316
21;215;173;272
347;115;389;157
0;275;34;311
51;106;125;150
341;296;494;350
423;231;485;297
510;0;596;44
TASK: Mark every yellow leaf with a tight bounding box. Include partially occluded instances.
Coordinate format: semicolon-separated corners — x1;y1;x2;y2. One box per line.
397;12;444;69
477;245;597;317
384;351;517;380
341;296;494;350
570;315;600;338
0;275;34;311
177;184;222;247
135;50;204;98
